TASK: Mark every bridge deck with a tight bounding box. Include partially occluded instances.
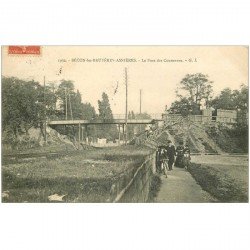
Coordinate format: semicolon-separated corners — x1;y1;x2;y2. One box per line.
48;119;162;126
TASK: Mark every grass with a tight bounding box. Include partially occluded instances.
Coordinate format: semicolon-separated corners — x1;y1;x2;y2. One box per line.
148;174;162;202
2;145;154;203
2;141;76;155
188;163;248;202
206;125;248;153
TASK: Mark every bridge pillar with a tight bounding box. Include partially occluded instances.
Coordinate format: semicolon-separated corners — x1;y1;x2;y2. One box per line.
118;124;121;145
78;123;81;144
85;125;88;144
122;124;125;144
81;126;84;142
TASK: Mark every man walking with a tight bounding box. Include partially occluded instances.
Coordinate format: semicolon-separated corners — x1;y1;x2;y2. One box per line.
166;140;176;170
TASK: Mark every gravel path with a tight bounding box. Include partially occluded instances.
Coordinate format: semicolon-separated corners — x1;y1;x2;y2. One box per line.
155;167;217;203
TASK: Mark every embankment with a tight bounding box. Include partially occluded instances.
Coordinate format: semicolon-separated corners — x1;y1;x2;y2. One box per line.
188;156;248;202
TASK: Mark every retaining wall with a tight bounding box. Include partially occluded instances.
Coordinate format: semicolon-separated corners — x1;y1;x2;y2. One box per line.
110;152;156;203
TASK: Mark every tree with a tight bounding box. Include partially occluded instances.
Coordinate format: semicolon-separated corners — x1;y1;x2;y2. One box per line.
71;90;84;119
2;76;100;146
1;76;60;147
169;97;200;116
56;80;75;119
39;82;58;119
98;92;114;120
210;84;248;120
81;102;97;141
135;112;151;120
82;102;96;120
134;112;152;133
210;88;235;110
170;73;214;115
55;80;99;140
228;85;248;152
127;111;136;139
97;92;117;139
233;84;248;115
178;73;213;106
2;77;44;136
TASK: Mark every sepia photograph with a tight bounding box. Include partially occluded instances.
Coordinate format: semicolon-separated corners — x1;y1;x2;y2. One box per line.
1;45;248;203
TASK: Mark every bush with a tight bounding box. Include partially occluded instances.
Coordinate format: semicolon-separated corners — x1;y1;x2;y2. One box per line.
206;124;247;153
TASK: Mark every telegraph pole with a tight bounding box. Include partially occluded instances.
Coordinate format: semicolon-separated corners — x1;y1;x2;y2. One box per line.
68;92;73;120
65;88;68;120
125;67;128;145
43;76;47;145
140;89;142;114
139;89;142;133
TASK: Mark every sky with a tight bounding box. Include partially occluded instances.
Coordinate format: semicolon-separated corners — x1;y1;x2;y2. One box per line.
2;46;248;115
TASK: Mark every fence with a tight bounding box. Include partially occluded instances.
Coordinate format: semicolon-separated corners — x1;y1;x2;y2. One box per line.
167;114;237;124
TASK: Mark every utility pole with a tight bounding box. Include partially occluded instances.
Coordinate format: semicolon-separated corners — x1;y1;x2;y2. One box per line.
139;89;142;133
43;76;47;145
68;92;73;120
140;89;142;114
65;88;68;120
125;67;128;145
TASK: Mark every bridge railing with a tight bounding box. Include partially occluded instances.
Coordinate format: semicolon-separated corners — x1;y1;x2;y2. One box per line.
48;113;164;121
166;114;237;124
113;113;163;119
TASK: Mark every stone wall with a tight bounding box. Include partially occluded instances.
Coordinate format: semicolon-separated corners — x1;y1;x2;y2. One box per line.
111;152;156;203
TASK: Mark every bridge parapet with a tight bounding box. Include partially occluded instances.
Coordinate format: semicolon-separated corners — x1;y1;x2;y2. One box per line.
48;119;157;126
113;113;163;120
166;114;237;124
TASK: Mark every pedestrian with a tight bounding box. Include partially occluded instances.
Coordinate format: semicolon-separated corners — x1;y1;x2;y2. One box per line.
156;145;168;175
183;143;191;169
166;140;176;170
175;141;185;167
183;144;191;160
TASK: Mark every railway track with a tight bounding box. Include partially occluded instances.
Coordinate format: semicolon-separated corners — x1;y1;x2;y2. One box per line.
2;150;80;163
2;145;107;163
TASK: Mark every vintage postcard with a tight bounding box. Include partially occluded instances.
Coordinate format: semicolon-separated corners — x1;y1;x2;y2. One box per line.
1;46;248;203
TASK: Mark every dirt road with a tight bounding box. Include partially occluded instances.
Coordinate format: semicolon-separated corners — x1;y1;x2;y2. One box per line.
155;155;248;203
155;167;217;203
